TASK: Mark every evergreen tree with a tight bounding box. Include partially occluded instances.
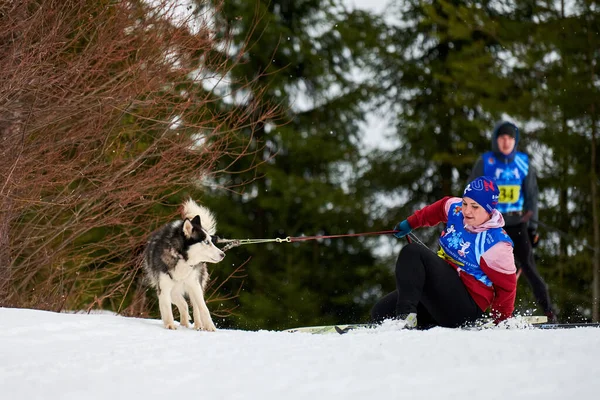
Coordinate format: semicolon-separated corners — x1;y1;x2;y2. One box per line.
514;1;600;321
363;0;521;245
364;0;600;321
196;0;392;330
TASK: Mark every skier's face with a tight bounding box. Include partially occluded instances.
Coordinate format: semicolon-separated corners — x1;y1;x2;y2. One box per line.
462;197;491;226
497;134;516;156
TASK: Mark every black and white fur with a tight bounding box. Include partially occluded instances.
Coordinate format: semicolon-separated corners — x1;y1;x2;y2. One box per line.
143;199;225;330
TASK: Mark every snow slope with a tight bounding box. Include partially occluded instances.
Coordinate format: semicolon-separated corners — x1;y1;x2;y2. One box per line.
1;307;599;400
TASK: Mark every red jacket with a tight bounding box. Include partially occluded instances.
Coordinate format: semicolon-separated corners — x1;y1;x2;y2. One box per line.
406;197;517;323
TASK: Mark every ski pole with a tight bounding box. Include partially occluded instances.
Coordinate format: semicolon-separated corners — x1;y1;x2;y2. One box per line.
531;219;599;253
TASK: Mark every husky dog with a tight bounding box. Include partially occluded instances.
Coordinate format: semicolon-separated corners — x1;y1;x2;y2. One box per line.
143;199;225;330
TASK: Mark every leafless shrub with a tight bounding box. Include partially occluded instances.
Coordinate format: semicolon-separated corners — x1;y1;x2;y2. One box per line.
0;0;277;315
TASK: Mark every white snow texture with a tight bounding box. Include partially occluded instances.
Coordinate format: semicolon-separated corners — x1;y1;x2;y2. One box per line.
1;307;599;400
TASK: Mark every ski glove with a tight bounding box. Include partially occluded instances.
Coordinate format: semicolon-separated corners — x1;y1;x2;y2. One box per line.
528;228;539;248
393;220;412;239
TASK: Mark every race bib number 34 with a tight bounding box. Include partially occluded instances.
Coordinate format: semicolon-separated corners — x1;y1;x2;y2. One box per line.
498;185;521;204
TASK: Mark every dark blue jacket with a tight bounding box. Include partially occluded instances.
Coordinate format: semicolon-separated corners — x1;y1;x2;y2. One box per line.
469;121;538;229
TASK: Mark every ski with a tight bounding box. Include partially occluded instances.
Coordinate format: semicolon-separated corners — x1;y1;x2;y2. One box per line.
284;324;376;334
533;322;600;329
334;324;376;334
284;316;600;334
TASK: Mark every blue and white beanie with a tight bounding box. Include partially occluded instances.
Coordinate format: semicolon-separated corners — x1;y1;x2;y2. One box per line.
463;176;499;213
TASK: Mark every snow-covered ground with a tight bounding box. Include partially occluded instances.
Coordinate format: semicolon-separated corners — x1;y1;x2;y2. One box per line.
1;307;599;400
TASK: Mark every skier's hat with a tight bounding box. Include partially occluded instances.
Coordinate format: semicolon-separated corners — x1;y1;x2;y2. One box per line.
463;176;499;213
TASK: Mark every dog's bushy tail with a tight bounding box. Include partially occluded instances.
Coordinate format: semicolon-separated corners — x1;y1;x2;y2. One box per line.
181;199;217;235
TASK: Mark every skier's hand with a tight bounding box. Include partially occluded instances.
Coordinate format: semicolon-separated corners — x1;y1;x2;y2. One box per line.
528;228;539;248
393;220;412;239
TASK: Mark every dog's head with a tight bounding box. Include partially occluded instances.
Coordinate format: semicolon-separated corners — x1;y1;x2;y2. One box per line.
182;215;225;264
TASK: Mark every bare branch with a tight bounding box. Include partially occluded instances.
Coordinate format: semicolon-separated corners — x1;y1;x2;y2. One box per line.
0;0;277;318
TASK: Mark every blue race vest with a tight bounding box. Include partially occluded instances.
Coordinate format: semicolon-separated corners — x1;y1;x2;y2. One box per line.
482;151;528;213
438;201;513;287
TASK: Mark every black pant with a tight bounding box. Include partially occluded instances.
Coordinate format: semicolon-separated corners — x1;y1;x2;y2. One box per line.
371;243;483;328
505;223;553;314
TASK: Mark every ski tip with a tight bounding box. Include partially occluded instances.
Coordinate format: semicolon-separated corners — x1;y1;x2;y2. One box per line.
334;326;345;334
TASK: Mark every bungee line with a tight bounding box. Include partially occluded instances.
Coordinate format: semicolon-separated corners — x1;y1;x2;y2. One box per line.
216;230;400;251
217;218;598;254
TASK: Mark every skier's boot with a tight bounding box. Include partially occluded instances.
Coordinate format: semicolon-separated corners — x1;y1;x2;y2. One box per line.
396;312;418;329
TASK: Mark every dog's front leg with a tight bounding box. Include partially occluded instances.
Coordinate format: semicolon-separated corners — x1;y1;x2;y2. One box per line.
157;276;177;330
187;282;216;331
172;292;190;328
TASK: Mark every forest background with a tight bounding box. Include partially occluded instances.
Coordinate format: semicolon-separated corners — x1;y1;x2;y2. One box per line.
1;0;599;329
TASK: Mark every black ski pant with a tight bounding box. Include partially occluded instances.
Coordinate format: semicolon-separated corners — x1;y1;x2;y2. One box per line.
370;243;483;328
505;223;553;314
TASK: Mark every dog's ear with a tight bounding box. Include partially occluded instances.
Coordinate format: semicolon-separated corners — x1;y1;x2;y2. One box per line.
191;215;201;228
183;219;194;238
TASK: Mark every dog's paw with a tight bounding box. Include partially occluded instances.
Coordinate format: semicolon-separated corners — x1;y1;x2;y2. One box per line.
204;322;217;332
194;321;217;331
164;322;177;330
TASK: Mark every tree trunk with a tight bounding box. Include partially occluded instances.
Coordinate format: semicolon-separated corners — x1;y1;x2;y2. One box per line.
558;118;568;304
557;0;567;306
591;108;599;322
587;5;600;322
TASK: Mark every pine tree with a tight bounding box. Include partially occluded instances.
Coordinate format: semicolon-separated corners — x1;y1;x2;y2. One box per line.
195;0;392;329
515;1;600;321
363;0;520;244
